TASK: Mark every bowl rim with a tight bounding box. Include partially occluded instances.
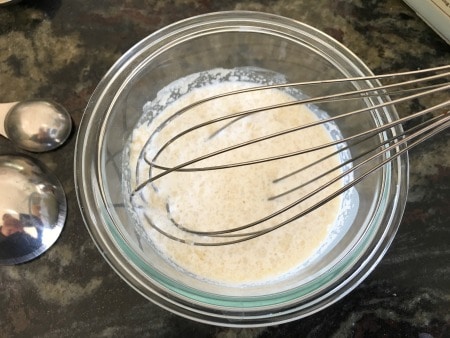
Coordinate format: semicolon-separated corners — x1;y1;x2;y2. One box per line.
75;10;409;327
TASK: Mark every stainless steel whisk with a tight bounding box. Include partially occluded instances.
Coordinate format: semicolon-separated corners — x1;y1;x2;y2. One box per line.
131;65;450;246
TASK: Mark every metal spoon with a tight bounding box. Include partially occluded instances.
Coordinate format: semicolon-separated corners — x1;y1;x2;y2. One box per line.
0;0;22;6
0;155;66;265
0;100;72;152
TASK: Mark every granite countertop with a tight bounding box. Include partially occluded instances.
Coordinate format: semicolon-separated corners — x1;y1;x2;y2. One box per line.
0;0;449;336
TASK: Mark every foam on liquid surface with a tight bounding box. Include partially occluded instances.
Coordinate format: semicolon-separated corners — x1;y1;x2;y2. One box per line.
126;70;344;285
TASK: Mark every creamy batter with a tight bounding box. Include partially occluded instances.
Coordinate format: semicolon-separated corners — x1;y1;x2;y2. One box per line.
126;70;344;285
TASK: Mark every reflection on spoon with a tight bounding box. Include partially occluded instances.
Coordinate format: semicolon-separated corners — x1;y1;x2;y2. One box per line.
0;100;72;152
0;155;66;265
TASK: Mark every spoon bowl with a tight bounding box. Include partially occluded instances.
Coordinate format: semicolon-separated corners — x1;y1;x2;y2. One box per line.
0;100;72;152
0;155;67;265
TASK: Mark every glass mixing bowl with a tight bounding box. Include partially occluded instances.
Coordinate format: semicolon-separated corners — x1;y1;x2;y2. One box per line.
75;11;408;327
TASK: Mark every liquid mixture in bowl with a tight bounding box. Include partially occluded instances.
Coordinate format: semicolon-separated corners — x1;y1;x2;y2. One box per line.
124;68;354;285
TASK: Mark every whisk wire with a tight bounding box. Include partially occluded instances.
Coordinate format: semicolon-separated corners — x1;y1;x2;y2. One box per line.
145;65;450;166
144;110;450;246
137;82;449;188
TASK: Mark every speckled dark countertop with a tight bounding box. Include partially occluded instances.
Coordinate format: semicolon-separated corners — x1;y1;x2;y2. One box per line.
0;0;449;337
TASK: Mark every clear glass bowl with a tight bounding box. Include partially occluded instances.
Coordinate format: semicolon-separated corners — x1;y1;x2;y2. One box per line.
75;11;408;327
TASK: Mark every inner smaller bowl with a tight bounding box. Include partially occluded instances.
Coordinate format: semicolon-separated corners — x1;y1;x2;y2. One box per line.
76;11;408;327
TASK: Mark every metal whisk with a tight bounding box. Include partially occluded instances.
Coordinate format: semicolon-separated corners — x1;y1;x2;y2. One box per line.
130;65;450;246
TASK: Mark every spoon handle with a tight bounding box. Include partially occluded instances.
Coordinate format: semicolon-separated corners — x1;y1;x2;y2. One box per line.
0;102;17;138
